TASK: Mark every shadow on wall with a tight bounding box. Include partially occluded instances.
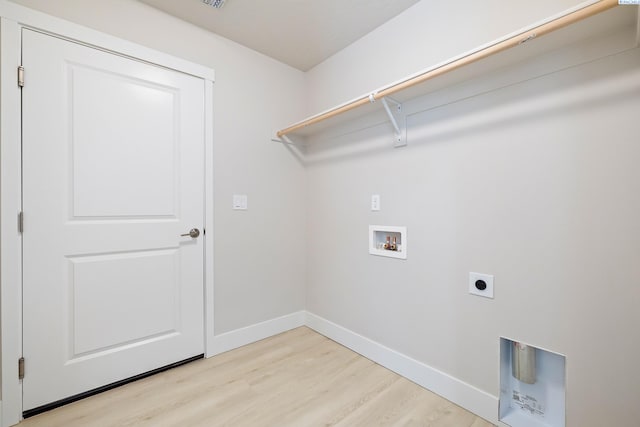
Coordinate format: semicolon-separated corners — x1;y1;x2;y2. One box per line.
297;47;640;166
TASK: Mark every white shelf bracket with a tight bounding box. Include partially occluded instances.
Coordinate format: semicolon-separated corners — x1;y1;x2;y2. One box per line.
271;134;302;146
381;97;407;148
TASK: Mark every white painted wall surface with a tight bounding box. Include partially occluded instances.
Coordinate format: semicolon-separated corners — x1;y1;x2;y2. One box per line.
304;3;640;425
305;0;585;114
6;1;640;426
7;0;307;335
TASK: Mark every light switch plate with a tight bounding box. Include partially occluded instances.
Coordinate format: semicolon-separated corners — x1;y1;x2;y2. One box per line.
233;194;248;210
371;194;380;211
469;272;494;299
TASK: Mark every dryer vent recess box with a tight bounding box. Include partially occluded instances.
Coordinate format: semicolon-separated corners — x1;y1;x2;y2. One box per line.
499;338;566;427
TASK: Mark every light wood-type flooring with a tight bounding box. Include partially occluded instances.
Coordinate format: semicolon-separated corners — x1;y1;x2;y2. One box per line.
18;327;494;427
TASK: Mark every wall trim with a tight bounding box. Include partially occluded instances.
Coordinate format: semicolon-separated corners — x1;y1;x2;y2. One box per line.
208;311;307;356
0;0;215;80
0;15;25;427
204;79;216;358
3;307;500;424
305;312;500;425
214;311;502;424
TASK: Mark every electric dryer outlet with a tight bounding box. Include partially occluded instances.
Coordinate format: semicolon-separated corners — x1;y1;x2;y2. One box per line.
469;272;494;299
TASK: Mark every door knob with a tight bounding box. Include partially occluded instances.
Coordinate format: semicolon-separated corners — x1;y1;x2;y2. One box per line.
181;228;200;238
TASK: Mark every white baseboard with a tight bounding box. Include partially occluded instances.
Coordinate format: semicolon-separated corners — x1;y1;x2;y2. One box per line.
206;310;498;424
207;311;306;357
305;312;499;425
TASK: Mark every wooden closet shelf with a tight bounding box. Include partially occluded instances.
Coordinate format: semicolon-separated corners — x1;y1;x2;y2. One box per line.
275;0;634;142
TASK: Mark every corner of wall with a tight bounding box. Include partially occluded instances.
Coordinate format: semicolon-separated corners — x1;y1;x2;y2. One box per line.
207;311;306;357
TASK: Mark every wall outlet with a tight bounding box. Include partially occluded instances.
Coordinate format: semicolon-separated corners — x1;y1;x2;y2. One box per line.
469;272;494;299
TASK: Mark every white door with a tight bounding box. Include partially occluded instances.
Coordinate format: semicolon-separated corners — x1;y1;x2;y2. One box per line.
22;29;205;411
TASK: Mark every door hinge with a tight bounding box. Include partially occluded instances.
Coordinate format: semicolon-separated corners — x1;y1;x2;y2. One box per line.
18;357;25;380
18;211;24;233
18;65;25;88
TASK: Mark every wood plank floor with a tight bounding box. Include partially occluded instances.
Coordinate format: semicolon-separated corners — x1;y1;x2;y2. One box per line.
18;327;494;427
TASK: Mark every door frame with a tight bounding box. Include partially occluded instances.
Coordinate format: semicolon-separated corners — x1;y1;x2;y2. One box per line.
0;2;216;425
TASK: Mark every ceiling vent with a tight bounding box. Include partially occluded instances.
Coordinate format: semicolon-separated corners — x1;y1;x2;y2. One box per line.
202;0;226;8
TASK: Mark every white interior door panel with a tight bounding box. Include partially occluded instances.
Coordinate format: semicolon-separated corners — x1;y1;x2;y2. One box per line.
22;28;205;411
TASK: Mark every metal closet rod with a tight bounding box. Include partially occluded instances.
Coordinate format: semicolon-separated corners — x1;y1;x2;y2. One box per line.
276;0;618;138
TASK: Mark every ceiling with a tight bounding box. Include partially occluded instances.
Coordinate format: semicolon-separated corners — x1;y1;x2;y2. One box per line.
138;0;421;71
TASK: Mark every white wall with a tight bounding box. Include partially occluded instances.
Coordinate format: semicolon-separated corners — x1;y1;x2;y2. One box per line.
6;1;640;426
6;0;308;334
306;0;584;114
305;2;640;426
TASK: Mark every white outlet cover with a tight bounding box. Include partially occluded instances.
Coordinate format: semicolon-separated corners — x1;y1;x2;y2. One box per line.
469;272;494;299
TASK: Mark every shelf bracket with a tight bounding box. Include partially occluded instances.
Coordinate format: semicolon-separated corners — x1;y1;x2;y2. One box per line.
271;135;302;146
380;97;406;148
